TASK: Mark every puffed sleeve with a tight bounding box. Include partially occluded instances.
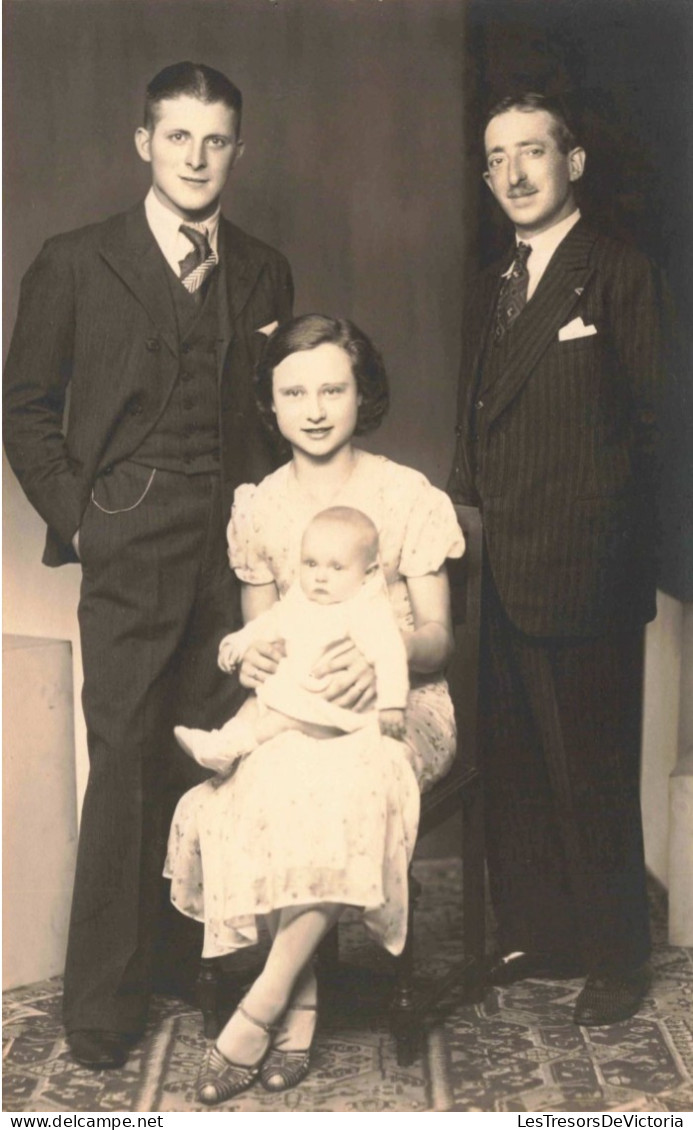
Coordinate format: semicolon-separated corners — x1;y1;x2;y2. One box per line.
226;483;275;584
399;480;465;576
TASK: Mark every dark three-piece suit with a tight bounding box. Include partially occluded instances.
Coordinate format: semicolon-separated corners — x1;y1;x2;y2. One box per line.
448;218;666;970
3;204;293;1033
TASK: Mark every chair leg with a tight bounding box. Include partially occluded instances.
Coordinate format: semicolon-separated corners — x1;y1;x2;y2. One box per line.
197;957;222;1040
462;774;486;1001
390;869;422;1066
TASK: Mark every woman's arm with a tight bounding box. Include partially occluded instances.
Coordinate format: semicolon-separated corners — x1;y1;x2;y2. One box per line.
403;567;455;675
238;581;285;690
241;581;279;622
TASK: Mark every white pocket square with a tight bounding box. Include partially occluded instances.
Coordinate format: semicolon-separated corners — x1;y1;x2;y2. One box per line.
257;321;278;337
558;316;597;341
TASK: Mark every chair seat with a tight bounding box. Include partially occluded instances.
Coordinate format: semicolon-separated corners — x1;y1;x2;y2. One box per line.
420;761;479;835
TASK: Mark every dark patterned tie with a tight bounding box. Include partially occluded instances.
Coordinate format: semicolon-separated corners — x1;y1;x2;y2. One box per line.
178;224;217;293
494;242;532;339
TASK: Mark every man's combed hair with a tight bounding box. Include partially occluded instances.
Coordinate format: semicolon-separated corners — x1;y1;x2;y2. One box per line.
255;314;390;445
485;92;579;154
144;61;243;130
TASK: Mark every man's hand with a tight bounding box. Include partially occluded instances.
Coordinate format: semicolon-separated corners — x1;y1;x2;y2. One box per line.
309;637;376;711
239;639;286;689
379;708;406;740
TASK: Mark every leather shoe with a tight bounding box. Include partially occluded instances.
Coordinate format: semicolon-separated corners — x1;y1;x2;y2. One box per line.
67;1029;135;1069
573;965;650;1026
487;950;585;986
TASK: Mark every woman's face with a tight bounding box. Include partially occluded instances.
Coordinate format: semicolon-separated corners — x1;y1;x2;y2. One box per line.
271;343;361;460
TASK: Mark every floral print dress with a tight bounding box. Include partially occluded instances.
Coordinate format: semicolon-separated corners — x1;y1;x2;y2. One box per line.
165;451;465;958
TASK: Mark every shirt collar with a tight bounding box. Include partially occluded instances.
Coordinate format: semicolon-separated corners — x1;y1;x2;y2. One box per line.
515;208;581;266
144;187;221;274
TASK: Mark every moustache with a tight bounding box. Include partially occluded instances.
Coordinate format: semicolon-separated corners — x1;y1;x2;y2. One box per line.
507;187;538;199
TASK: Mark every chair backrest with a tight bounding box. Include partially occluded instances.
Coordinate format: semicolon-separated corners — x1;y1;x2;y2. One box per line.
446;504;483;776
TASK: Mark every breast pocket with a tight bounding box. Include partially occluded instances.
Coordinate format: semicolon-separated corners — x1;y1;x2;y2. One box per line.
557;334;599;354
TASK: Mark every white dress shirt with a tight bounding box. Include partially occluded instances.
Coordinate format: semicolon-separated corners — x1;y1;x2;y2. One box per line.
144;187;220;277
509;209;581;301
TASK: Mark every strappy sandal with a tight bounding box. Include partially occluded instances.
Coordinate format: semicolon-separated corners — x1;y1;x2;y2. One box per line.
197;1001;280;1106
260;1003;318;1093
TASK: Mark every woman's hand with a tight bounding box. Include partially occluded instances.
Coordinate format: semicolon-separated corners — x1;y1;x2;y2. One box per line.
309;637;377;711
239;639;286;689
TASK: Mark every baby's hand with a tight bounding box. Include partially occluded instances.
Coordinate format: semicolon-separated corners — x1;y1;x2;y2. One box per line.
379;708;406;740
218;634;240;673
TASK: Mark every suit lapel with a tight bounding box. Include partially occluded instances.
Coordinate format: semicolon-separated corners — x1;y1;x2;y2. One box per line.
98;205;178;357
215;243;233;383
482;221;599;428
458;268;500;424
214;217;268;381
470;270;502;389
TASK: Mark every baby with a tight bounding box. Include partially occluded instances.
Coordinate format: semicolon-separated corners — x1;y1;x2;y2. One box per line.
174;506;409;773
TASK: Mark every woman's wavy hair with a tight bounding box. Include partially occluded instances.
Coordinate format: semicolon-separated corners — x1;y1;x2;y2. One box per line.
255;314;390;446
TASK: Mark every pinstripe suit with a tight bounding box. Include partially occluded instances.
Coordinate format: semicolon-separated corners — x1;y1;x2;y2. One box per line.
448;219;664;969
3;204;293;1033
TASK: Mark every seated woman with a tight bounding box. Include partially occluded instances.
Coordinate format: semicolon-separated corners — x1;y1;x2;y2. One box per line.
165;313;465;1105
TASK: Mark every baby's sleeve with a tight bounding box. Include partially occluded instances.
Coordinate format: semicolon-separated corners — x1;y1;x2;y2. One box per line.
226;483;275;585
400;480;465;577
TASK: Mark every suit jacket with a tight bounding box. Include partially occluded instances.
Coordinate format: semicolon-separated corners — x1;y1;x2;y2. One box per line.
447;220;665;637
3;203;294;566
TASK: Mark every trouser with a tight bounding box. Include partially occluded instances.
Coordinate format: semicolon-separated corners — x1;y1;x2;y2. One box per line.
63;462;246;1034
480;566;651;971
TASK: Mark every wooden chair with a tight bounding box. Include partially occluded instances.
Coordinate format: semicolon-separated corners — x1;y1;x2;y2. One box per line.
197;503;485;1066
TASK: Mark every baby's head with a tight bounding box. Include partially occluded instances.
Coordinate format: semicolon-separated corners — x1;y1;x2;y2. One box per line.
299;507;379;605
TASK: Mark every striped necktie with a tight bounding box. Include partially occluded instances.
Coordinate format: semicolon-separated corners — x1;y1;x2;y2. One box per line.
178;224;218;294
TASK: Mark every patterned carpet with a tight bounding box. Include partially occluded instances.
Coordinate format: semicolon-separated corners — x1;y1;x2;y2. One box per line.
3;860;693;1113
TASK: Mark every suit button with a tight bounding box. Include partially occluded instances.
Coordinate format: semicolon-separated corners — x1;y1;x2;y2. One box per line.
181;343;192;354
145;337;160;352
181;371;192;383
454;424;464;437
103;464;113;475
476;399;484;410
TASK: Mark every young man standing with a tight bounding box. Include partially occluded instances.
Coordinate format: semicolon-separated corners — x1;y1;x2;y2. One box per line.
3;62;293;1068
448;93;665;1026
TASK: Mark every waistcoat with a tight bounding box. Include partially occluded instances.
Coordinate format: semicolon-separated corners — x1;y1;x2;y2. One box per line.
133;266;221;474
